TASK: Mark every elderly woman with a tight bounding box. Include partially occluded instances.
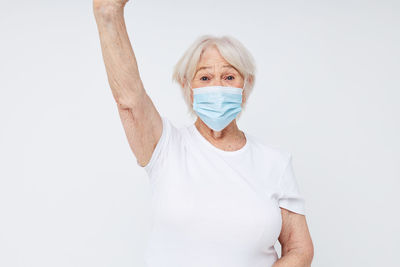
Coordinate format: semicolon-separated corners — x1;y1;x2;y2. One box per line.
93;1;314;267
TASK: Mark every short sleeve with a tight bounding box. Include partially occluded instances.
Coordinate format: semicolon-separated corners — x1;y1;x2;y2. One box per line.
278;153;306;215
137;116;172;178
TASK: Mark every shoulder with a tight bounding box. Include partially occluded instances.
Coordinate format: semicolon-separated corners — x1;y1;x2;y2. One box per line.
158;116;193;152
246;131;291;168
160;116;186;138
245;132;295;197
143;116;186;176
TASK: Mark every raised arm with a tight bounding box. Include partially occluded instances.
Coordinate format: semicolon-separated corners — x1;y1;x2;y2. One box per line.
93;0;163;167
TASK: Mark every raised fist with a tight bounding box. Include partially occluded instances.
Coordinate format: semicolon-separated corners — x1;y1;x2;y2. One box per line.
93;0;129;10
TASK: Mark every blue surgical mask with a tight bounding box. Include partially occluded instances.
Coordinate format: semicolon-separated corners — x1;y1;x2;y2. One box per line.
192;85;243;131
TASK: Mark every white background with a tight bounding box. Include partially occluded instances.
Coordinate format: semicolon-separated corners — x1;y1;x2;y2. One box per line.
1;0;399;266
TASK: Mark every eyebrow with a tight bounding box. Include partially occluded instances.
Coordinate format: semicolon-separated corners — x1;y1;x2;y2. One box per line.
195;64;236;75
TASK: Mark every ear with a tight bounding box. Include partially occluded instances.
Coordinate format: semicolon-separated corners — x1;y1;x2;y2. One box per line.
247;75;254;87
181;77;188;89
183;78;193;104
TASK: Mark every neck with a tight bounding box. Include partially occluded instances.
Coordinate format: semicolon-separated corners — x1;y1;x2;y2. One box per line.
194;118;246;151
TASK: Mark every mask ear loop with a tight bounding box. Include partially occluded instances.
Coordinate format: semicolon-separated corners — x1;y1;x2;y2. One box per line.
188;79;191;89
188;80;194;106
241;78;246;109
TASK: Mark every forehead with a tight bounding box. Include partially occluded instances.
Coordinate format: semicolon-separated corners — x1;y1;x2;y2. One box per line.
195;46;236;73
198;45;227;64
195;64;236;75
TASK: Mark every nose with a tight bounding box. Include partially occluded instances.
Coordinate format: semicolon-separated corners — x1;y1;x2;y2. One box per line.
210;78;223;87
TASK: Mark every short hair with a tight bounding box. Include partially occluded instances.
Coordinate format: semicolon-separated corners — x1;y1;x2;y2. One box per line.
172;34;257;120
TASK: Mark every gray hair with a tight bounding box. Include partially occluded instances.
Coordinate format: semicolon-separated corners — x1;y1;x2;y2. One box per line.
172;34;257;120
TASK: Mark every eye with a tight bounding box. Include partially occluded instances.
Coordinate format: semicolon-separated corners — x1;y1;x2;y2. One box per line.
226;75;235;80
200;76;209;81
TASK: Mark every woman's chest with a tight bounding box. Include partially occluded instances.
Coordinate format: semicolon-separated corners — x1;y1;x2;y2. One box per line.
151;156;283;249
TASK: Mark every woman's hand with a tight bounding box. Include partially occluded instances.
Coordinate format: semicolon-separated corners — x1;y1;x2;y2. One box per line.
93;0;129;13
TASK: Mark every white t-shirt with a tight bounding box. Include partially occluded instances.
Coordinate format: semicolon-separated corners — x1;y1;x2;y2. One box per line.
138;116;306;267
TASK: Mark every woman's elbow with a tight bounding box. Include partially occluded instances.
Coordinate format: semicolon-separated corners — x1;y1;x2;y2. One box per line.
115;89;146;111
115;96;136;110
303;242;314;266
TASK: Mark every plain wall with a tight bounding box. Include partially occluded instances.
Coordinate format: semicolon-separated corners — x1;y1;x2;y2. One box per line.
0;0;399;266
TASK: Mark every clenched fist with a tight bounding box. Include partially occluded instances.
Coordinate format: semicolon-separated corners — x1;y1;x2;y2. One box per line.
93;0;129;11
